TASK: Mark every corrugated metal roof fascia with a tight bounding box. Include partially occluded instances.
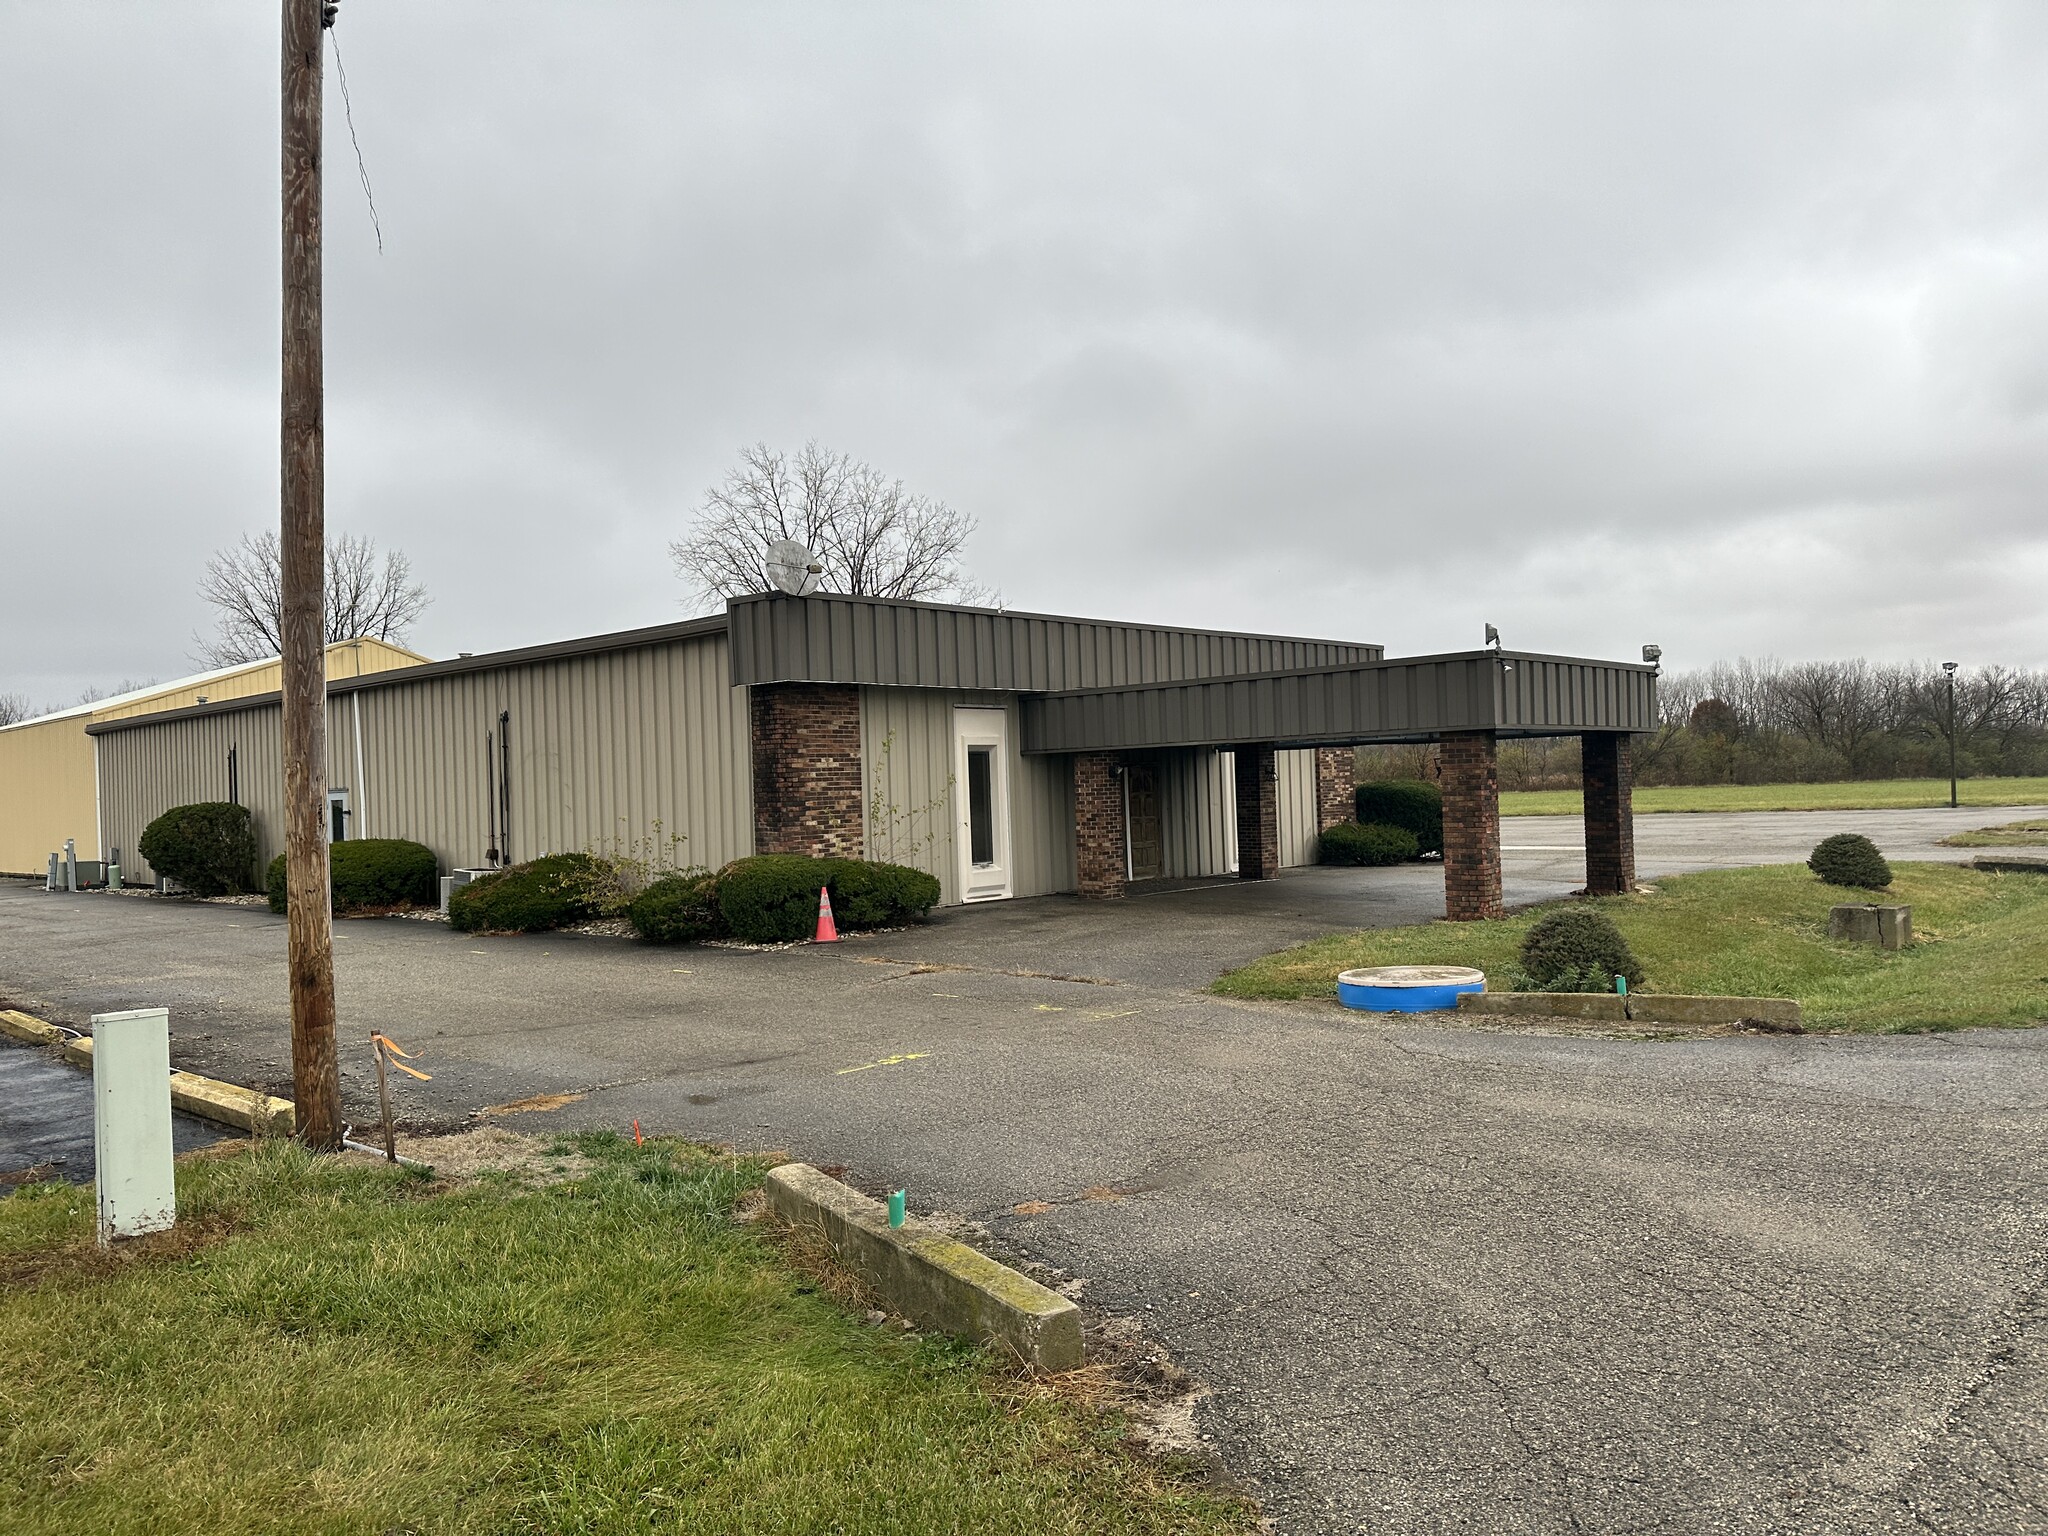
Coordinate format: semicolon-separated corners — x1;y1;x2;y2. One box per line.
89;614;731;735
1018;654;1658;753
723;592;1382;690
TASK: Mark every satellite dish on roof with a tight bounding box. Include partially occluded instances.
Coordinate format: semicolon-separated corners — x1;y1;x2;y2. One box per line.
764;539;823;597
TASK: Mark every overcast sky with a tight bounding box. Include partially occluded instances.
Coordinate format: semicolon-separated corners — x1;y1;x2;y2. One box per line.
4;3;2044;706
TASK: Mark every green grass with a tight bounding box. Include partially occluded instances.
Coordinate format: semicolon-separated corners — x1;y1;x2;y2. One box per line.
1941;818;2048;848
1499;776;2048;817
1215;862;2048;1033
0;1135;1249;1536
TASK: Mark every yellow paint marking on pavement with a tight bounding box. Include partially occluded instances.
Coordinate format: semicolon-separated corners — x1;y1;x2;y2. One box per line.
1085;1009;1139;1020
836;1052;933;1075
483;1092;586;1115
931;992;961;999
1033;1004;1066;1013
671;968;693;973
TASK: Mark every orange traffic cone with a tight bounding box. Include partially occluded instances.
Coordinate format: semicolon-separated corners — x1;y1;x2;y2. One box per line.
814;886;839;943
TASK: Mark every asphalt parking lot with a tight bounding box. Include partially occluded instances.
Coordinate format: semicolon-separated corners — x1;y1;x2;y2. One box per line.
3;807;2043;1534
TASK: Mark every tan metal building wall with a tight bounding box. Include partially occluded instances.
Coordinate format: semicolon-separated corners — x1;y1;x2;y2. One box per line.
97;631;751;886
0;640;425;875
860;687;1074;906
1276;748;1320;867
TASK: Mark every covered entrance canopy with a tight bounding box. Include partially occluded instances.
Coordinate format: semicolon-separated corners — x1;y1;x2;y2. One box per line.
1020;648;1660;921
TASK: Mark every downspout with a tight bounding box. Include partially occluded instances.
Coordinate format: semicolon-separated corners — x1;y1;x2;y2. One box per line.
91;731;104;865
352;691;368;840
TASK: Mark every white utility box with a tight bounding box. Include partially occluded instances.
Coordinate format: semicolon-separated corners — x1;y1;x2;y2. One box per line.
92;1007;177;1244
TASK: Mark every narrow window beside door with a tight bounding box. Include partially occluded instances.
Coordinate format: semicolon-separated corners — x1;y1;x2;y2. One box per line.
328;789;350;843
967;748;995;867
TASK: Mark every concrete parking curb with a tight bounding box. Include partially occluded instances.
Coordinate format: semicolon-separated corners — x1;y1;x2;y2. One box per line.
1457;993;1803;1031
765;1163;1083;1372
0;1007;296;1136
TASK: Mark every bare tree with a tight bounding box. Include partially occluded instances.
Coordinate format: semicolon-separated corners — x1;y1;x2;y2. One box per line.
671;442;991;610
195;531;429;666
0;692;32;727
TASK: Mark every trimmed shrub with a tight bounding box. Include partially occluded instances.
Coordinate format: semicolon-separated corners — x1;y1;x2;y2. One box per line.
267;839;440;916
447;853;601;934
712;855;946;943
627;871;726;944
826;859;942;928
1808;833;1892;891
1354;781;1442;857
715;855;829;943
138;802;256;896
1520;905;1644;991
1318;821;1420;867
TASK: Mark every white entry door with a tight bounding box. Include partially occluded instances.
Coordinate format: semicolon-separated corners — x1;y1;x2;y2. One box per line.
953;707;1013;902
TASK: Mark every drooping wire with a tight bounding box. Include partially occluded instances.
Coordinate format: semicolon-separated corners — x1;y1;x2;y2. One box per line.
329;27;384;253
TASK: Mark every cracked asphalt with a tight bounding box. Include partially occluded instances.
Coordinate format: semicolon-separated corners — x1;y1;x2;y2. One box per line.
2;806;2043;1533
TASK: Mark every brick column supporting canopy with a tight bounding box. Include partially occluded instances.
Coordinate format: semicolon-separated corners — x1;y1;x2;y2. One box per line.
1315;747;1354;832
1235;744;1280;880
1440;730;1502;921
1581;731;1637;896
1073;753;1128;898
750;683;864;858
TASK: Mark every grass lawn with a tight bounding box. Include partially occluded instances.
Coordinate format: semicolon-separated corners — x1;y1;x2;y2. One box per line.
1499;776;2048;817
0;1134;1249;1536
1942;818;2048;848
1215;862;2048;1033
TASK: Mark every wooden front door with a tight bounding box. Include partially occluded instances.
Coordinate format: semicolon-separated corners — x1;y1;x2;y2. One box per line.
1126;760;1163;881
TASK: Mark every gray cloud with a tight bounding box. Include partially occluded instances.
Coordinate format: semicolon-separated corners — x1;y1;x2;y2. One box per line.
4;2;2044;706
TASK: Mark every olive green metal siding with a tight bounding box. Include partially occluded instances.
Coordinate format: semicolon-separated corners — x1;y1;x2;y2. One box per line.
733;593;1380;692
860;687;1073;906
1021;651;1660;753
99;632;752;885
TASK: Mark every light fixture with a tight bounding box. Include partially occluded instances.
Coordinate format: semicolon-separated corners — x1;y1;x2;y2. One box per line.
1642;644;1661;666
1484;623;1501;651
1942;660;1958;676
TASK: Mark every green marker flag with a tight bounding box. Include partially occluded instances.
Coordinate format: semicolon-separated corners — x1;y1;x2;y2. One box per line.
1615;975;1628;996
888;1190;906;1228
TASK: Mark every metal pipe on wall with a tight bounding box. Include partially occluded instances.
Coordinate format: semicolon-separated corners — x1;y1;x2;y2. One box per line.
351;692;368;840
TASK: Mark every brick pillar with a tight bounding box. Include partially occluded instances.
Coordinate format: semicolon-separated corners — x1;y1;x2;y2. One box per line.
1235;744;1280;880
1314;746;1354;831
1582;731;1636;896
1440;730;1502;921
750;683;864;857
1073;753;1127;898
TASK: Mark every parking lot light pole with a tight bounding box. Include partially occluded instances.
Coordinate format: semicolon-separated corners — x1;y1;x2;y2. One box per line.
1942;661;1959;809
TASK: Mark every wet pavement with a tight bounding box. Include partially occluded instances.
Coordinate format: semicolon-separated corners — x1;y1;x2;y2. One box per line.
0;1037;226;1185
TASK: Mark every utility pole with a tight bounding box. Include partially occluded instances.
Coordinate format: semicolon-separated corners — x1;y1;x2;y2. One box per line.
281;0;341;1150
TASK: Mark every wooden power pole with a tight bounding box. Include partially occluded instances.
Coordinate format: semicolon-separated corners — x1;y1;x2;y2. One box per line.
281;0;341;1150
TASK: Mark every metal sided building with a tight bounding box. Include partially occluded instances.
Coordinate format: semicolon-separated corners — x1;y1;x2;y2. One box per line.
87;594;1657;919
0;639;427;878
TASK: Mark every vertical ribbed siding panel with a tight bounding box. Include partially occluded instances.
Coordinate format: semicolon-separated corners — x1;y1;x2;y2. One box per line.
1275;748;1319;867
859;687;1072;906
1157;748;1235;879
95;631;754;887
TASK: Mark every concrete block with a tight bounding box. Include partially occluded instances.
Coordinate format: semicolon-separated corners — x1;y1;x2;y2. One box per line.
766;1163;1083;1372
1624;995;1803;1031
1829;904;1912;950
1973;854;2048;875
0;1008;66;1047
1457;992;1626;1020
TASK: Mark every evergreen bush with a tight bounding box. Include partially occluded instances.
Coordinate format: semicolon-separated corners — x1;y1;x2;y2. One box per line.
137;802;257;896
627;871;726;943
713;855;946;943
1318;821;1420;867
266;839;440;916
1519;905;1644;991
1354;781;1442;856
1807;833;1892;890
447;853;601;934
